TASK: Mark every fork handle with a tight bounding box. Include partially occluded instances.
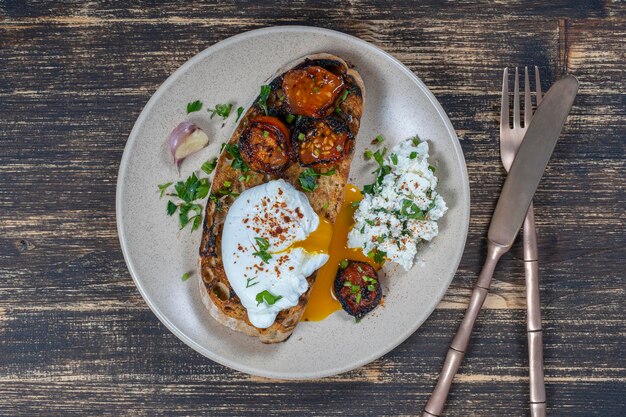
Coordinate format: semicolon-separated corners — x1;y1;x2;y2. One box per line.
524;203;547;416
423;241;509;417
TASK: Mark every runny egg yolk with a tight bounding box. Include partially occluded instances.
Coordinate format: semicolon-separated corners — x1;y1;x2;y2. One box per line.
299;184;379;322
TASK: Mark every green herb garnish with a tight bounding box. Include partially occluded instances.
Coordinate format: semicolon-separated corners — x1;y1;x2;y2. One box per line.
339;259;349;269
409;151;418;160
181;272;191;281
186;100;202;114
367;285;375;292
208;103;232;119
372;134;385;145
411;135;421;146
246;277;259;288
391;153;398;165
258;85;271;115
350;201;360;208
286;114;295;124
236;106;244;122
355;293;362;303
373;250;386;265
201;158;218;175
351;285;360;294
166;201;177;216
323;202;329;210
298;132;305;141
298;168;336;192
428;164;436;173
256;290;282;306
364;149;373;160
400;198;425;219
223;143;249;173
252;237;272;263
158;182;172;198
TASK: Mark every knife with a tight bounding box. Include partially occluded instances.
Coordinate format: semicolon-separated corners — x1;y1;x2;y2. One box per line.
423;74;578;417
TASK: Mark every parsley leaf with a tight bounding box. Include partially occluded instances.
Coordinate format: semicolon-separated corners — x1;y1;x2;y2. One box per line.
258;85;271;115
186;100;203;114
391;153;398;165
252;237;272;263
223;143;249;173
256;290;283;306
181;272;191;281
428;164;436;173
158;182;172;198
409;151;418;160
400;199;425;219
373;249;386;265
411;135;421;146
166;201;177;216
246;277;259;288
298;168;336;192
208;103;232;119
201;158;218;175
235;106;244;122
372;134;385;145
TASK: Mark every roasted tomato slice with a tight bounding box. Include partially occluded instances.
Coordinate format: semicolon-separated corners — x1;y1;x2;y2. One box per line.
282;66;344;118
334;261;381;319
293;117;351;167
240;116;292;174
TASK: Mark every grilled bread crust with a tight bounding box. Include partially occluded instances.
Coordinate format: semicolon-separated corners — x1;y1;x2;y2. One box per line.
198;54;365;343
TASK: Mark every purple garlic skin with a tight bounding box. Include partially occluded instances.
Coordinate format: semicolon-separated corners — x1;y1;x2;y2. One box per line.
168;121;209;165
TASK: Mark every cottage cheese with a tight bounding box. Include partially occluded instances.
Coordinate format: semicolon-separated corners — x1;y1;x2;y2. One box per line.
347;138;447;270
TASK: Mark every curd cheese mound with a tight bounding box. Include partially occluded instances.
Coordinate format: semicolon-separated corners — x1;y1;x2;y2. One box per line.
348;138;447;270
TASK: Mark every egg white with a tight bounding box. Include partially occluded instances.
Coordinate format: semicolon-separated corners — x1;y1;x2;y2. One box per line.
221;179;329;328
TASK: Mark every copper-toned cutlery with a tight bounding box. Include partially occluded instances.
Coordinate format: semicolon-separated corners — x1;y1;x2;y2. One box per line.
423;74;578;417
500;66;546;417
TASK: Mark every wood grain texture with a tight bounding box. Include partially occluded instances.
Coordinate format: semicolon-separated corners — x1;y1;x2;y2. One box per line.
0;1;624;416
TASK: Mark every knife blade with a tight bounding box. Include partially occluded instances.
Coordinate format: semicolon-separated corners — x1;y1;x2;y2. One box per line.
488;74;579;247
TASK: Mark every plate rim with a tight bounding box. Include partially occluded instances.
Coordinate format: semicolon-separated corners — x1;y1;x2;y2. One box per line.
116;25;470;379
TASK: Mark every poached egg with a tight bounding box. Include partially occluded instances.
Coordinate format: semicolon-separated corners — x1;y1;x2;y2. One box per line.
221;179;331;328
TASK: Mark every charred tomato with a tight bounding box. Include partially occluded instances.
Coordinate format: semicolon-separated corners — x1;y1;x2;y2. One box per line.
293;116;351;167
282;66;344;118
334;261;381;319
239;116;292;174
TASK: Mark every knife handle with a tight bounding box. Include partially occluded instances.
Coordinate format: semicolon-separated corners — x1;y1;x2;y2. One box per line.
524;203;547;417
423;241;509;417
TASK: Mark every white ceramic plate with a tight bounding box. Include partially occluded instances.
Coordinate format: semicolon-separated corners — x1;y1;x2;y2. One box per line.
117;26;469;379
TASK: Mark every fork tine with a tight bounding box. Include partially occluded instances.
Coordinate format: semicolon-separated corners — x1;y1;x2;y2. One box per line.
524;66;532;127
513;67;520;128
500;67;509;131
535;65;543;105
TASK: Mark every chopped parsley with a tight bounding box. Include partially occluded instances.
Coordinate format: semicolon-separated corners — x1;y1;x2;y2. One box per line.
364;149;373;160
428;164;436;173
166;200;177;216
181;272;191;281
201;158;218;175
350;201;360;208
298;168;336;192
400;198;425;220
262;130;269;137
157;182;172;198
218;181;239;197
323;202;329;210
355;293;362;303
411;135;421;146
362;147;390;195
391;153;398;165
298;132;305;141
339;259;349;269
186;100;202;114
252;237;272;263
409;151;418;160
161;173;211;232
256;290;282;306
258;85;271;115
372;134;385;145
236;106;244;122
208;103;232;119
368;249;386;265
334;88;352;113
286;114;295;124
223;143;249;173
246;277;259;288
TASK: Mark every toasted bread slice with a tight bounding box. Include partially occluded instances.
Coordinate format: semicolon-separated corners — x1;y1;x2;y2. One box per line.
199;54;365;343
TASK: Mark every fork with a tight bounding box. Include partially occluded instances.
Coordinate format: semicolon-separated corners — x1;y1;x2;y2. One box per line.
500;66;546;417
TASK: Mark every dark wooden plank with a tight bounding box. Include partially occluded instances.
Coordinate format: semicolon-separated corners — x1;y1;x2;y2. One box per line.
0;1;624;416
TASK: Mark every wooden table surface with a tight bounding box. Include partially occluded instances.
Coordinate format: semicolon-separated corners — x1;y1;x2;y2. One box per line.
1;1;624;416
